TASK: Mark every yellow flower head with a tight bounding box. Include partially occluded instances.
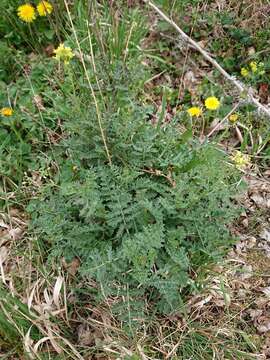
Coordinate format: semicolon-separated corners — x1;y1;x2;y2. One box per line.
229;113;239;123
249;61;257;73
258;62;265;75
53;43;74;65
37;1;53;16
17;3;36;23
187;106;202;117
241;67;249;77
0;107;13;117
231;151;250;169
205;96;220;111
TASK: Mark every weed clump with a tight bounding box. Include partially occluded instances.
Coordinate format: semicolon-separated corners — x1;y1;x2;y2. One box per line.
29;103;241;318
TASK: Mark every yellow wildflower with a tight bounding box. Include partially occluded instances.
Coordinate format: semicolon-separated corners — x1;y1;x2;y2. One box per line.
241;67;249;77
258;62;265;75
229;113;239;123
37;1;53;16
17;3;36;23
0;107;13;117
249;61;257;73
187;106;202;117
231;151;250;169
205;96;220;111
53;43;74;65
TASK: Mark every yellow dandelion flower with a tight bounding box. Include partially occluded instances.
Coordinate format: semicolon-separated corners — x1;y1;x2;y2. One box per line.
187;106;202;117
229;113;239;123
241;67;249;77
249;61;257;73
37;1;53;16
231;151;250;169
53;43;74;65
17;3;36;23
0;107;13;117
205;96;220;111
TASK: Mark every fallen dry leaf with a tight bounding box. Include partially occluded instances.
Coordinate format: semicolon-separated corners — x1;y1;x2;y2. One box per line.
260;229;270;242
62;257;80;276
261;287;270;297
237;265;253;280
53;276;64;310
77;323;103;347
33;95;45;111
0;246;8;263
249;309;263;320
257;319;270;334
9;227;24;241
68;258;80;276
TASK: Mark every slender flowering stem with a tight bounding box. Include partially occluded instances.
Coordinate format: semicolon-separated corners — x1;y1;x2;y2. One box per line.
63;0;112;166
